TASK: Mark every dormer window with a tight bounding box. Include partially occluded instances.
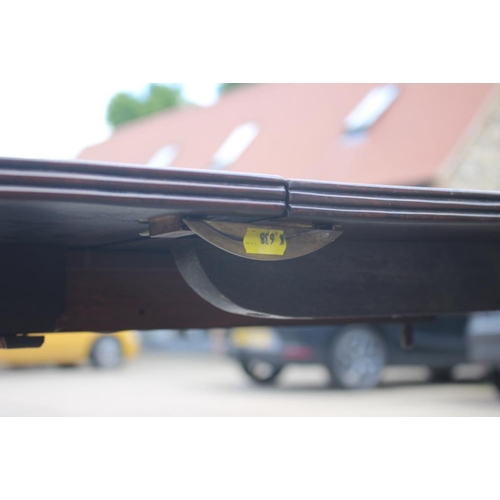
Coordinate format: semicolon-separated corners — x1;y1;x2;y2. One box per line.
343;84;400;136
147;144;179;167
209;121;260;170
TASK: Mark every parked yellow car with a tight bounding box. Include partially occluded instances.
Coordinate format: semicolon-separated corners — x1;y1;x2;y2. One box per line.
0;331;140;368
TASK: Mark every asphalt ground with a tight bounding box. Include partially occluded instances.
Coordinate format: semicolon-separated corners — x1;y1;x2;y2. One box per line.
1;353;499;416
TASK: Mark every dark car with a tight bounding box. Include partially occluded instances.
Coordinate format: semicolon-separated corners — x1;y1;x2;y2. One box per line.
228;316;470;389
467;311;500;392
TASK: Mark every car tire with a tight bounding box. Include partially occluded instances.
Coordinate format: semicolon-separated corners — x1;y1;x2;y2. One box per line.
241;358;282;385
490;368;500;393
90;337;122;368
328;326;386;390
429;367;454;383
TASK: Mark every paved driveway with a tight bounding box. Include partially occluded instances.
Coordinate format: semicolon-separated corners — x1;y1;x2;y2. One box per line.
1;353;499;416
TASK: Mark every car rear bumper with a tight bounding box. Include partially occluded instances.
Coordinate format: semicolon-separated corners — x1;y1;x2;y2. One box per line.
468;334;500;364
229;344;320;365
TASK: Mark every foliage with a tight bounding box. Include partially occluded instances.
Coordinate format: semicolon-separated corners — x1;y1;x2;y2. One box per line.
107;84;184;128
217;83;248;95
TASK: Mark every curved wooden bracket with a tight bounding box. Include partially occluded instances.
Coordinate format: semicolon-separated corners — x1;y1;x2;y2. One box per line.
172;235;500;321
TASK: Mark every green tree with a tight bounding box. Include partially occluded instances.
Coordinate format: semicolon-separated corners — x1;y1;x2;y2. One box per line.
217;83;248;95
107;84;185;128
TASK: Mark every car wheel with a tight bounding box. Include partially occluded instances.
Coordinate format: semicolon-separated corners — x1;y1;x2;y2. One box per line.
90;337;122;368
490;368;500;393
328;326;386;389
429;367;454;383
241;358;282;384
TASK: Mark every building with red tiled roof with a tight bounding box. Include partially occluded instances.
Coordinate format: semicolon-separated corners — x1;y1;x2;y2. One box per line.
78;83;500;189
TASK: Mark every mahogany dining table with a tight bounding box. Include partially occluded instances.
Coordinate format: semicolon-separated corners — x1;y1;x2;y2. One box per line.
1;156;500;347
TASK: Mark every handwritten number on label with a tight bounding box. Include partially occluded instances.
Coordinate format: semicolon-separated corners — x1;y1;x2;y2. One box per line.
259;231;282;245
244;228;286;255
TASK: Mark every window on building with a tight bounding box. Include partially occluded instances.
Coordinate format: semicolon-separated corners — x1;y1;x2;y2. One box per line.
147;144;179;167
343;84;400;136
209;121;260;170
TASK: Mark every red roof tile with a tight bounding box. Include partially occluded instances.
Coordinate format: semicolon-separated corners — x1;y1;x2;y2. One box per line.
78;83;496;185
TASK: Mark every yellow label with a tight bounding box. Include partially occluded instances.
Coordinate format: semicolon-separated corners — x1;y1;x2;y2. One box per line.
243;228;286;255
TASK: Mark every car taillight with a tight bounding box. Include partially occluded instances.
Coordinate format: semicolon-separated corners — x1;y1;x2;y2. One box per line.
283;345;313;360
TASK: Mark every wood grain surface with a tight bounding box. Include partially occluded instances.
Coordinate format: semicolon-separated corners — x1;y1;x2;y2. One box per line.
172;236;500;320
2;157;500;332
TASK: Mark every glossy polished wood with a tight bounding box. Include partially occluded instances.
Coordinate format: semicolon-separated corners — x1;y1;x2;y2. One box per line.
0;157;286;248
2;157;500;333
288;179;500;225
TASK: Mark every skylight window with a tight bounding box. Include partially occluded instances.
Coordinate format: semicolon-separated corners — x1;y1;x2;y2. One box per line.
147;144;179;167
343;84;400;135
210;121;260;170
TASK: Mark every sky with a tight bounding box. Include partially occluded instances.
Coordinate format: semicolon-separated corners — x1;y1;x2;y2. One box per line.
0;83;220;161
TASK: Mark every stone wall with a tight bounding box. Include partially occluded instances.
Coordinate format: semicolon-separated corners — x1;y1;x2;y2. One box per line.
435;87;500;191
